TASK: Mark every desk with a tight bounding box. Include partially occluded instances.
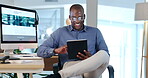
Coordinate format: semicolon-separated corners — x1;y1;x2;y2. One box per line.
0;53;44;78
43;56;58;71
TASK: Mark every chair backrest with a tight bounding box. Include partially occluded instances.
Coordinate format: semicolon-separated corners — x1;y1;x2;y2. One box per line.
58;55;62;70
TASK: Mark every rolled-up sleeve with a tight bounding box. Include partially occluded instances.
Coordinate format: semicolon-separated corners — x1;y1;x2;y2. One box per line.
37;29;60;58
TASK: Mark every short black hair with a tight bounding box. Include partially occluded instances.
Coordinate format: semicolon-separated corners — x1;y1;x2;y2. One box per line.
69;4;84;13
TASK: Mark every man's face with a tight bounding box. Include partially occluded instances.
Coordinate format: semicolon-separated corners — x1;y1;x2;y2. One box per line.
69;8;85;31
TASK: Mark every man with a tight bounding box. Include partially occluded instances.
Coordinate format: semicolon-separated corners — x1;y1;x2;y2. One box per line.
37;4;110;78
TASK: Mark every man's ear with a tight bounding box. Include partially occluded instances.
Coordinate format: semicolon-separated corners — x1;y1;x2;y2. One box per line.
84;14;85;19
69;15;71;20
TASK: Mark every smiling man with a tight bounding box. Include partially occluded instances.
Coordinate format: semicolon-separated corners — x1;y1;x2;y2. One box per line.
37;4;110;78
69;5;85;31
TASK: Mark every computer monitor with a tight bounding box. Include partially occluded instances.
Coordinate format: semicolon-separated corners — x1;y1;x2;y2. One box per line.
0;4;38;54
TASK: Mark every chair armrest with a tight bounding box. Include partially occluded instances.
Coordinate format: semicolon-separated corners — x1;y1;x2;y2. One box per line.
53;63;59;74
107;65;114;78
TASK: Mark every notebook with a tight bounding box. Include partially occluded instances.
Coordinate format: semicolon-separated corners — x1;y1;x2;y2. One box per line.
67;39;87;60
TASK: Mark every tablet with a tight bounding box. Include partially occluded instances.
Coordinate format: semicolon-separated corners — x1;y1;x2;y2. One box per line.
67;39;87;60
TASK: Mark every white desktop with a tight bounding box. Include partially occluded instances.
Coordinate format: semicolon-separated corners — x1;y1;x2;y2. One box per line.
0;4;38;55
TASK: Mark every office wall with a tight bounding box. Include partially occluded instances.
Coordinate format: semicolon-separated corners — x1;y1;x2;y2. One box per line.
14;0;85;8
13;0;141;9
0;0;14;5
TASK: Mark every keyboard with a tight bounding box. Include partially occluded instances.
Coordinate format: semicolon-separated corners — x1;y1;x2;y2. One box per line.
0;53;42;60
9;57;20;60
9;56;42;60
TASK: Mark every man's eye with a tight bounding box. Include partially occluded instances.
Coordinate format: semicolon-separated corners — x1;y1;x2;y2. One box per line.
72;17;83;21
78;17;82;20
72;17;77;21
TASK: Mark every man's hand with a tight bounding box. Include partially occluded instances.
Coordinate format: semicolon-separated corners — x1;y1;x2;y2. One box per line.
54;45;67;54
77;50;92;60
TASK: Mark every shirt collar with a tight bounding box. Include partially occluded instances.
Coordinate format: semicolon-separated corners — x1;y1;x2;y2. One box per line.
68;25;87;32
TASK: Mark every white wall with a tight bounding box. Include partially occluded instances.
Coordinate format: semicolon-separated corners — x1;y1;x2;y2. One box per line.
0;0;14;5
86;0;98;27
14;0;86;8
13;0;141;9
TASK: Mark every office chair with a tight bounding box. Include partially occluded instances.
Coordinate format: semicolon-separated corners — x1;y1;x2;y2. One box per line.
53;56;114;78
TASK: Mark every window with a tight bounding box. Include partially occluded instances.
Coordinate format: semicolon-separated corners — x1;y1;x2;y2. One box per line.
36;8;64;45
98;5;143;78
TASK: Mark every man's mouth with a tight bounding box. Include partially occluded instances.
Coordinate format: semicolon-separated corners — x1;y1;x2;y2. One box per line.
75;23;80;27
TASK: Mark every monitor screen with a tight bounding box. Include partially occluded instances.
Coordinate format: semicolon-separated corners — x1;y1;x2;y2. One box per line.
0;4;38;51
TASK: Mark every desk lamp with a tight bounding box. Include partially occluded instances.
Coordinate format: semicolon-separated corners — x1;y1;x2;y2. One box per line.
135;2;148;78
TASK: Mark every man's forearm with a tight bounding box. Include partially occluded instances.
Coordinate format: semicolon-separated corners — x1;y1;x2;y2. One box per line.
37;46;55;58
